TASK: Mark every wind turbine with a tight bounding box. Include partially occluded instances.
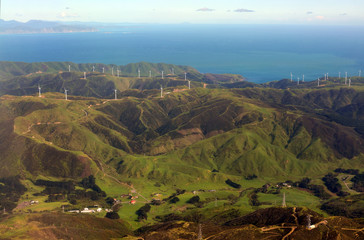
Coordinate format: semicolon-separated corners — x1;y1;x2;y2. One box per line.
345;72;348;85
171;68;174;75
297;77;300;85
138;68;141;78
359;70;362;77
64;89;68;100
149;70;152;78
317;78;320;87
188;80;191;89
92;66;95;72
84;72;87;79
290;72;293;82
114;89;117;100
302;74;305;82
102;67;105;73
161;71;164;79
68;65;71;72
160;85;163;98
327;72;329;80
117;69;120;77
38;84;42;97
349;78;351;87
185;72;187;81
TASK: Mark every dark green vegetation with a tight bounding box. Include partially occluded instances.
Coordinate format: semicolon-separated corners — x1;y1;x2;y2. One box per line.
137;207;364;240
1;61;364;239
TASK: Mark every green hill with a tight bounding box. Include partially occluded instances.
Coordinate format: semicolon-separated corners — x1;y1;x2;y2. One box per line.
1;61;364;238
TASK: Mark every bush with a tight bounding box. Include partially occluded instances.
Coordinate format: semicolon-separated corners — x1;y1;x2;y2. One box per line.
225;179;241;189
169;197;180;204
105;211;120;219
187;196;200;204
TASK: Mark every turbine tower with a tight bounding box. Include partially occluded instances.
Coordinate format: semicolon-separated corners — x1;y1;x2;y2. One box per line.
114;89;117;100
102;67;105;73
185;72;187;81
197;224;203;240
138;68;141;78
117;69;120;77
327;72;329;80
318;78;320;87
349;78;351;87
188;80;191;89
172;68;174;75
84;72;87;79
160;85;163;98
38;85;42;97
68;65;71;72
92;66;95;72
297;77;299;85
290;72;293;82
162;71;164;79
345;72;348;85
302;74;305;82
282;192;286;207
149;70;152;78
64;89;68;100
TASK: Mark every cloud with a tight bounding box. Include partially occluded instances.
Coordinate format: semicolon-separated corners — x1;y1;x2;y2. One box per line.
340;13;347;16
66;7;70;10
306;11;313;15
58;11;79;19
196;7;215;12
315;16;325;20
234;8;255;13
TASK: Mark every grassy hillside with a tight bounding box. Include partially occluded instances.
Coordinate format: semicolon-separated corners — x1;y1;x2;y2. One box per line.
1;64;364;237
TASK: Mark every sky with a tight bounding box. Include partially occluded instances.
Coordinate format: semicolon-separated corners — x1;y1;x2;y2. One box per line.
2;0;364;25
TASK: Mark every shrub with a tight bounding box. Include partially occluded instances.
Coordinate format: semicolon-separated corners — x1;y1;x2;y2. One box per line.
105;211;120;219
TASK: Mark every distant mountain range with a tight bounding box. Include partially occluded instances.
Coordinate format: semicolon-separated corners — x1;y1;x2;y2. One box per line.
0;20;97;34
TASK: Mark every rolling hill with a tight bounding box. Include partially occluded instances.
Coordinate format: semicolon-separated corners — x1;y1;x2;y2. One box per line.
1;61;364;239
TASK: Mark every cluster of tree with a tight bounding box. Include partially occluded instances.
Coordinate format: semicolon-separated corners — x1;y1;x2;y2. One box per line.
248;190;261;206
334;168;360;175
79;175;103;193
225;179;241;189
136;204;151;221
35;179;75;195
295;178;331;200
321;195;364;218
351;173;364;192
322;173;342;193
34;176;106;204
162;189;186;203
0;176;27;213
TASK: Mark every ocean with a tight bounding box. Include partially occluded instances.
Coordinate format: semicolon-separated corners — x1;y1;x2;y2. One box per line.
0;24;363;83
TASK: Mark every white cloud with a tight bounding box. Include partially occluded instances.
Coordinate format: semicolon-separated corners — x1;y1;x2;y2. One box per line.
234;9;255;13
307;11;313;15
197;7;215;12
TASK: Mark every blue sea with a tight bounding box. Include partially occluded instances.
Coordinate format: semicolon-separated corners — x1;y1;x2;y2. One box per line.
0;24;363;83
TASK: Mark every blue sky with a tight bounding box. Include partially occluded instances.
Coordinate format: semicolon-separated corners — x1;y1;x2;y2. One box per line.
2;0;364;25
